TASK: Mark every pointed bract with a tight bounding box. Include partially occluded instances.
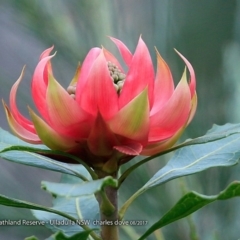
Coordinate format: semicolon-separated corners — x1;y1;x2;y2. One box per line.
103;47;124;72
46;73;92;138
75;47;101;103
151;49;174;115
174;49;196;98
110;37;133;67
109;88;149;142
119;37;155;109
31;53;56;121
39;46;54;60
9;66;36;133
87;113;117;156
141;127;185;155
149;69;191;142
29;108;78;151
3;100;41;143
80;50;119;119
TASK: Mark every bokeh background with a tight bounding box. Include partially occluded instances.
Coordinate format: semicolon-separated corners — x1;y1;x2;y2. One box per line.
0;0;240;239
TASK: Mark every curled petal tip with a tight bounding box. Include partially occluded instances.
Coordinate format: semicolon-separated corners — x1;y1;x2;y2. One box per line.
40;46;55;60
109;37;132;67
3;101;41;143
174;49;196;98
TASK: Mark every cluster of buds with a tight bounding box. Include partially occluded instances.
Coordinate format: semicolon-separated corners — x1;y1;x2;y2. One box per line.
107;61;126;93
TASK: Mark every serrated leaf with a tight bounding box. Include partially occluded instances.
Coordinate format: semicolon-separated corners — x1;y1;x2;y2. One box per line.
138;181;240;240
42;176;118;197
120;124;240;218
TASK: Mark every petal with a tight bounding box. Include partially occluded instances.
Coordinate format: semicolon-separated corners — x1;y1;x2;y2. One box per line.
31;53;56;121
151;49;174;115
175;49;196;98
39;46;54;60
119;37;154;109
9;66;36;133
103;47;124;72
141;127;185;156
29;108;77;151
109;88;149;142
46;73;93;138
149;69;191;142
79;50;119;119
110;37;133;67
75;47;101;102
3;100;41;143
69;63;81;86
187;92;197;125
114;142;143;156
87;113;117;156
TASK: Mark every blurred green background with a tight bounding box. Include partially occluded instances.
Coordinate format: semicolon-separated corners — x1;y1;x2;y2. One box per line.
0;0;240;239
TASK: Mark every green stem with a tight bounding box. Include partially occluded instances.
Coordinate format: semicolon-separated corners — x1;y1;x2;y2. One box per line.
95;169;119;240
119;188;145;220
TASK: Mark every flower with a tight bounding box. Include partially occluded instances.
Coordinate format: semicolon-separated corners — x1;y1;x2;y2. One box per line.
3;37;197;171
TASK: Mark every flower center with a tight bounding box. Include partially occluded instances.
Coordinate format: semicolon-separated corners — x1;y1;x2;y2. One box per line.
107;61;126;93
67;61;126;98
67;84;77;99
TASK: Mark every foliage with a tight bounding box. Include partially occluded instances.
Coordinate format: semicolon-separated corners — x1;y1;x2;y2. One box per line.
1;124;240;239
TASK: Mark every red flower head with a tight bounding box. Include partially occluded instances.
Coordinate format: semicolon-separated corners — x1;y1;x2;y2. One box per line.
3;37;197;171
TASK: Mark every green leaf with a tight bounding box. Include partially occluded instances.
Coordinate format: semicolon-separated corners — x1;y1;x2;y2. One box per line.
25;231;93;240
143;124;240;189
0;133;90;178
119;123;240;186
0;128;97;179
120;124;240;218
0;149;87;178
33;172;101;239
45;231;93;240
0;179;100;239
32;196;100;237
42;176;117;197
0;194;78;222
0;128;79;177
24;236;39;240
138;181;240;240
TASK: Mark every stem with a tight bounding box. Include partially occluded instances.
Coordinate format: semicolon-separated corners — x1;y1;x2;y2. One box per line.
95;169;119;240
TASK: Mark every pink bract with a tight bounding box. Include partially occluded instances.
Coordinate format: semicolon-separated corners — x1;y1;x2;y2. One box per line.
3;37;197;169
